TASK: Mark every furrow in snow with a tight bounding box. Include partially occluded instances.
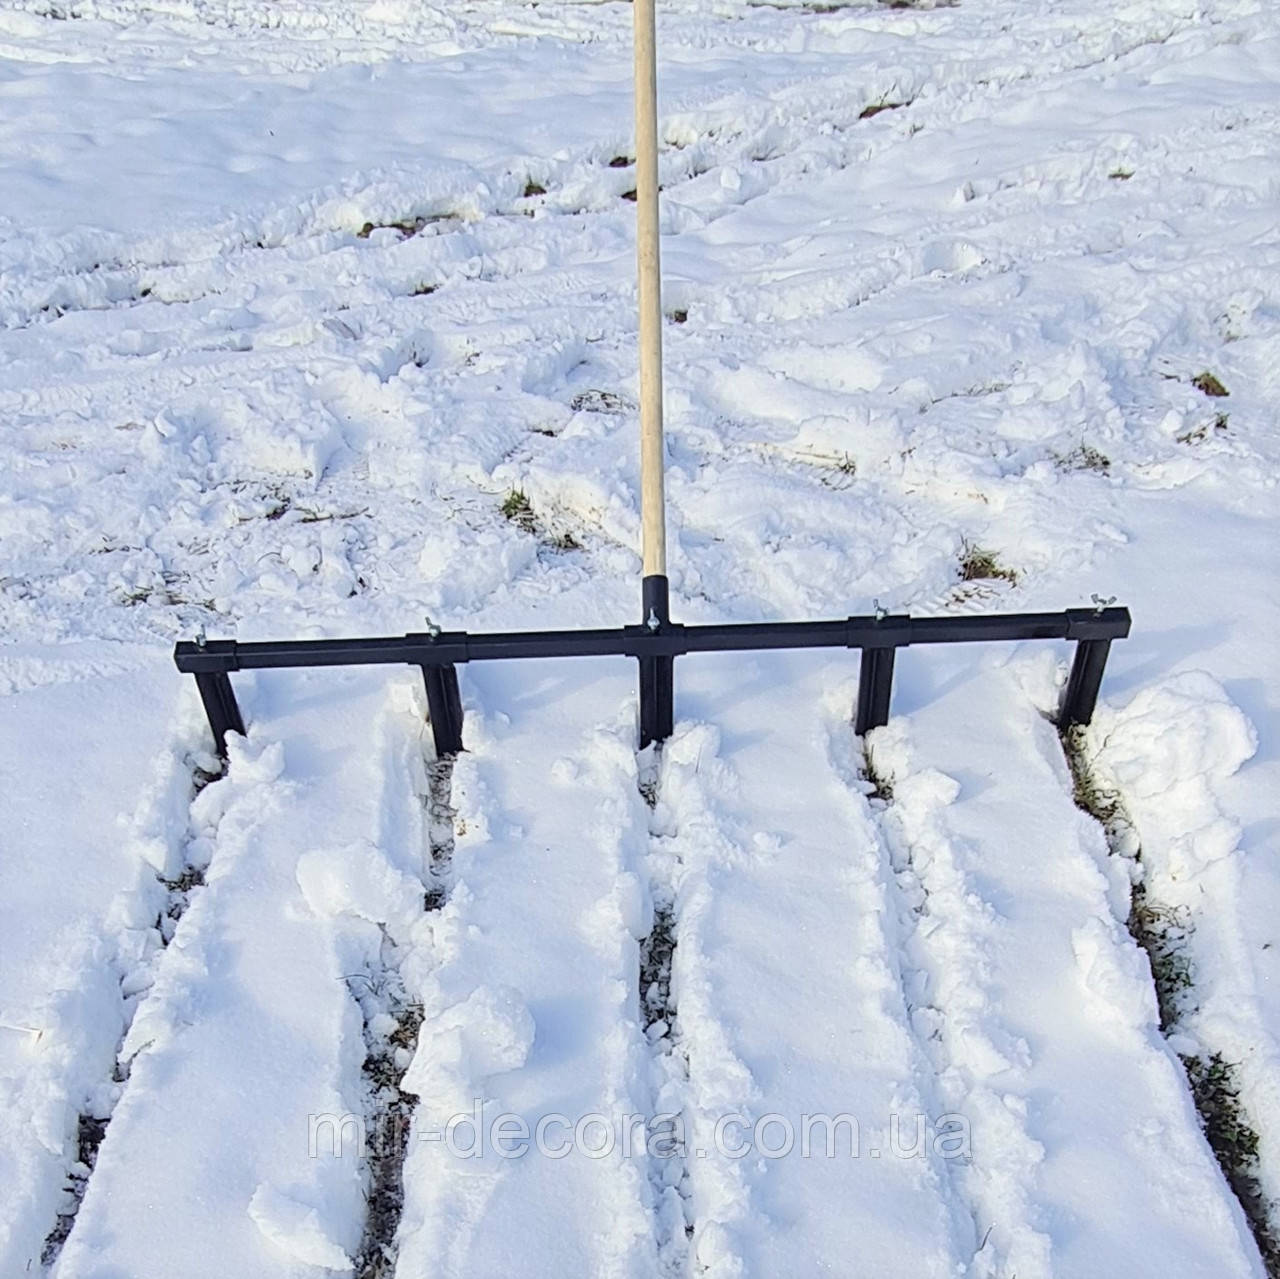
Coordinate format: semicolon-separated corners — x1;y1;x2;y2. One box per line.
348;696;460;1279
858;719;1055;1275
863;649;1266;1276
635;746;694;1274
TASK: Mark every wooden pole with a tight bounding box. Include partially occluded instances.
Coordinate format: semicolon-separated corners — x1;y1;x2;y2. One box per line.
633;0;667;582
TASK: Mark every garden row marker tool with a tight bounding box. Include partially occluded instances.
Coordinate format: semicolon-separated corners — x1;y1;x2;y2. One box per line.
174;0;1131;758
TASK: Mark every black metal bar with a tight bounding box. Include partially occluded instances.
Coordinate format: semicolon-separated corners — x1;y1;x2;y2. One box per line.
176;605;1130;755
173;608;1131;675
855;613;912;649
193;671;246;759
175;634;440;672
1058;638;1112;728
854;646;896;736
638;574;675;748
904;607;1130;646
422;663;464;757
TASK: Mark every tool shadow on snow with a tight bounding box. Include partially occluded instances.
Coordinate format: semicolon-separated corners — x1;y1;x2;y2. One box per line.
463;655;635;718
1104;620;1234;700
671;648;857;745
863;641;1008;728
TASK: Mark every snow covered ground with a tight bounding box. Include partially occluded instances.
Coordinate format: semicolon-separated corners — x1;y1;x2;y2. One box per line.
1;0;1278;1272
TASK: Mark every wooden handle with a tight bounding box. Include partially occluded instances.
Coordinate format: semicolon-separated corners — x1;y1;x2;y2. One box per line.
633;0;667;579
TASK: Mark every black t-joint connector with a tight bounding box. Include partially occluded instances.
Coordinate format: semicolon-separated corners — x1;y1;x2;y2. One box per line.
639;574;674;748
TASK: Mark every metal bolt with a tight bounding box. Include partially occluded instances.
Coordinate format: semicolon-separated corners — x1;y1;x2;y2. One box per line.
1091;593;1117;613
873;599;888;622
647;609;661;632
424;616;441;639
196;626;207;648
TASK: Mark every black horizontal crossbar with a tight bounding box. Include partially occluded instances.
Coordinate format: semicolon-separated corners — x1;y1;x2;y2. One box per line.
174;607;1130;674
174;603;1129;762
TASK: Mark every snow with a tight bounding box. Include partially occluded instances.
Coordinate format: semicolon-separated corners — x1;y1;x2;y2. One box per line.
249;1183;355;1272
868;661;1263;1275
395;672;657;1277
0;649;180;1269
1092;673;1280;1229
52;682;398;1279
1;0;1277;1272
652;665;973;1276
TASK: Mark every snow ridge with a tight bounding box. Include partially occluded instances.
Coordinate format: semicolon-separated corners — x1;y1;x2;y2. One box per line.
1071;673;1280;1270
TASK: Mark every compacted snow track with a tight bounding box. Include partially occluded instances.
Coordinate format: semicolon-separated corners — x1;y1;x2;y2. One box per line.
51;673;409;1276
0;649;182;1273
865;657;1266;1276
395;664;659;1277
649;657;973;1276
